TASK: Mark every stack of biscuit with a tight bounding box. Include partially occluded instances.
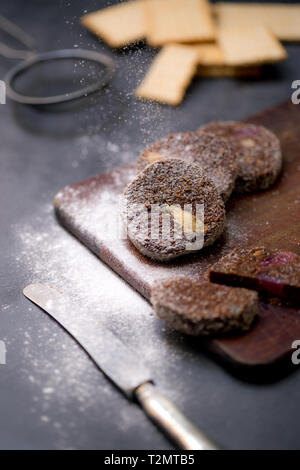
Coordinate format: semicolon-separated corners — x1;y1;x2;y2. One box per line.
81;0;300;105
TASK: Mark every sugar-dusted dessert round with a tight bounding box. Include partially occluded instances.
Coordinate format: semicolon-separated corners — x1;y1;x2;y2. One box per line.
209;246;300;303
151;278;258;335
198;121;282;193
120;159;226;261
136;131;238;202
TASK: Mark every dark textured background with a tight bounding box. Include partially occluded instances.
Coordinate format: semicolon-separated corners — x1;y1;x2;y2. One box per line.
1;0;300;450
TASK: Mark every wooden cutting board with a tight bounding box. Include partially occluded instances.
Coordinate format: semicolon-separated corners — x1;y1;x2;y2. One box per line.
54;101;300;369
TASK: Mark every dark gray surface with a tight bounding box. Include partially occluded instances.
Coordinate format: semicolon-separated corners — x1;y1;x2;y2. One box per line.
1;0;300;450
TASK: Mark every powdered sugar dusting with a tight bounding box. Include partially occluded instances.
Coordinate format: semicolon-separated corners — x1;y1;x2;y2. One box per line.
75;134;142;172
14;203;191;447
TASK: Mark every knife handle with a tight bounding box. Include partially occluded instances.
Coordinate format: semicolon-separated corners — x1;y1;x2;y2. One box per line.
135;382;220;450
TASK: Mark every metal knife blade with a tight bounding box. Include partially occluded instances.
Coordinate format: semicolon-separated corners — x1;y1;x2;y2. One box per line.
23;284;152;397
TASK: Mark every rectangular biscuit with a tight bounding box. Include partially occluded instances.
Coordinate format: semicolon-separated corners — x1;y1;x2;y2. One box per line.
193;43;225;66
81;0;147;48
190;43;261;77
193;44;262;77
217;24;287;66
215;3;300;42
135;44;199;105
145;0;216;47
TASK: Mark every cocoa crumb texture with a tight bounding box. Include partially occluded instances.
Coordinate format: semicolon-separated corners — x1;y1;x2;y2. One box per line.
121;159;226;261
198;121;282;193
151;278;258;335
137;131;238;202
209;246;300;302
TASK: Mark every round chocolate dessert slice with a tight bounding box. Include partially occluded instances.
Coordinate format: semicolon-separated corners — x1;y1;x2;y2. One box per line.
151;278;258;335
137;131;238;202
198;121;282;193
120;159;226;261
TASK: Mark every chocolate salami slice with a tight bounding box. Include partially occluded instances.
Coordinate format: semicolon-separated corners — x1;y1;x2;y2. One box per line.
137;131;238;202
198;121;282;193
120;159;226;261
151;278;258;335
209;247;300;303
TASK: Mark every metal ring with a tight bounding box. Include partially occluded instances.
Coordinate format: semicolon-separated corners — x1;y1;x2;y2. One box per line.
5;49;116;105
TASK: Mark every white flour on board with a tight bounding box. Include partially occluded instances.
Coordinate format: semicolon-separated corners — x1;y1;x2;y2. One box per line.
14;203;192;448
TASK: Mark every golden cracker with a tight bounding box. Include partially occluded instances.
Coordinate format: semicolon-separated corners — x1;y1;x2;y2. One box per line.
215;3;300;42
193;44;262;76
135;44;199;106
217;24;287;66
145;0;216;47
81;0;147;48
193;43;225;65
193;43;261;68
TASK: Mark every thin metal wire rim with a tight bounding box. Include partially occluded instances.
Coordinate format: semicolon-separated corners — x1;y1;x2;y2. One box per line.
5;49;116;105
